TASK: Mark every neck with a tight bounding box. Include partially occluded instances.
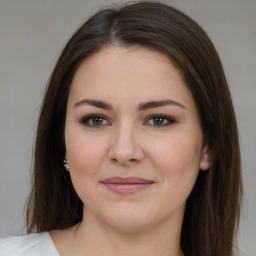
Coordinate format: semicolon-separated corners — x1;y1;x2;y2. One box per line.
74;210;184;256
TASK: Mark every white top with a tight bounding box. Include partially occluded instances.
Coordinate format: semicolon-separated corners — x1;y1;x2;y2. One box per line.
0;232;59;256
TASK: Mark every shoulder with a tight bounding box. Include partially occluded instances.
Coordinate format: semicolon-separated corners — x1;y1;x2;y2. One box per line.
0;232;59;256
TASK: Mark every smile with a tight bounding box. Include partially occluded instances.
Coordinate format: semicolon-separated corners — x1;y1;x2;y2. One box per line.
101;176;155;195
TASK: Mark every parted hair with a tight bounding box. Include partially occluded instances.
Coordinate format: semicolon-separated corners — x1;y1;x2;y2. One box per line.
26;2;242;256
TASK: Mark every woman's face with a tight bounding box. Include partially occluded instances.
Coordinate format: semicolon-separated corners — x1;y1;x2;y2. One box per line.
65;46;210;232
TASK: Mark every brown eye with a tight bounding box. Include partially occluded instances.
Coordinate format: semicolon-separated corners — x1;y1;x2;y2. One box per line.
146;115;175;127
153;117;165;126
92;117;104;125
80;114;111;127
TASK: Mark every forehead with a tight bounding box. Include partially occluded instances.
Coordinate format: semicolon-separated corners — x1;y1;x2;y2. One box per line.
68;46;193;107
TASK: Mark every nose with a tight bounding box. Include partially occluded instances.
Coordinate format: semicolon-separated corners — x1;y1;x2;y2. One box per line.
107;124;145;166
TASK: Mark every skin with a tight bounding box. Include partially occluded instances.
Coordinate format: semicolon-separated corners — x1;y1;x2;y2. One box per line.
50;46;210;256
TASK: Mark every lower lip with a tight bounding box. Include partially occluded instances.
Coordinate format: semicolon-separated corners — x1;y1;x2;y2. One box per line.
102;183;153;195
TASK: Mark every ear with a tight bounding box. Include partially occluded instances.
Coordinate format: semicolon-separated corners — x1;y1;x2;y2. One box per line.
200;145;211;171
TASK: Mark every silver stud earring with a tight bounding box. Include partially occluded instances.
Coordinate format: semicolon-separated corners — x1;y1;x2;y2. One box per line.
64;158;70;171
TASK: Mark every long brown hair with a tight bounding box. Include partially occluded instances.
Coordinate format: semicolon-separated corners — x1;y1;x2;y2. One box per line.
26;2;242;255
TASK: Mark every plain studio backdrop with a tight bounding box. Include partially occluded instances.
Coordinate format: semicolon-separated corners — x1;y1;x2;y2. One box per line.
0;0;255;255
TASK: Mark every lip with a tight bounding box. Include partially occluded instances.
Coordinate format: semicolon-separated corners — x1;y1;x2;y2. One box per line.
101;176;155;195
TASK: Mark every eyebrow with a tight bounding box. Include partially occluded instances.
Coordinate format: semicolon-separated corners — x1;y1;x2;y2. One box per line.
73;99;113;110
138;99;186;111
73;98;185;111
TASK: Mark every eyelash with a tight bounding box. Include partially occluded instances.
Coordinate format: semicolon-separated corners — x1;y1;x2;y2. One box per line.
80;114;111;128
145;114;176;127
79;114;176;128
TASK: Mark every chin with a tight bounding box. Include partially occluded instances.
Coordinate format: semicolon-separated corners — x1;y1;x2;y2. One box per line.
108;218;154;233
100;205;159;233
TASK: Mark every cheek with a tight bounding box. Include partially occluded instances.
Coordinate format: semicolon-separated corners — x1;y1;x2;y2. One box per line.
65;128;109;196
148;131;203;193
66;134;107;175
65;137;106;207
151;132;202;167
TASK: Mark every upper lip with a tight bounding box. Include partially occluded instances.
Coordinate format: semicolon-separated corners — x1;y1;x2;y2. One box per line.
101;176;154;184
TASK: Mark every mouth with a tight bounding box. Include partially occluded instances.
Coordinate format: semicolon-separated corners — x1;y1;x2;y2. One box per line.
101;176;155;195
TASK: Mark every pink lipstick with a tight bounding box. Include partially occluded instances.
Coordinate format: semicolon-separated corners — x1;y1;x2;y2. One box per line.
101;176;154;195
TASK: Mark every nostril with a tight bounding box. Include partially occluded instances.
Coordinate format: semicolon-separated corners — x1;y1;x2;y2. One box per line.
107;141;145;165
111;157;138;165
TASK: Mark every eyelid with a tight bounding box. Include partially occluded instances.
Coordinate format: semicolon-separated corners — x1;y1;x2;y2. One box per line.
79;113;176;128
79;114;111;127
144;114;176;127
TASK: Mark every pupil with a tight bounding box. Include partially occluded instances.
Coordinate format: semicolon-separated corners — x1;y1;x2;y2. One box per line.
93;117;103;125
154;117;163;125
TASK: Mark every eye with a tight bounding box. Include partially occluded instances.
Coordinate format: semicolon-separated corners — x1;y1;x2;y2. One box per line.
80;114;111;127
145;114;176;127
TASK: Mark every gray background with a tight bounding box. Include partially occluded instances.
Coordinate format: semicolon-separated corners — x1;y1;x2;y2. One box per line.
0;0;255;255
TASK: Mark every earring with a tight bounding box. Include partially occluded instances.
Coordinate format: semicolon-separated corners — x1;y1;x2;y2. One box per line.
64;158;70;171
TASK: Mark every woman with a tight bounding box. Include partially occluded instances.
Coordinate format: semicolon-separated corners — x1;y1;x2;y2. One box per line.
0;1;242;256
